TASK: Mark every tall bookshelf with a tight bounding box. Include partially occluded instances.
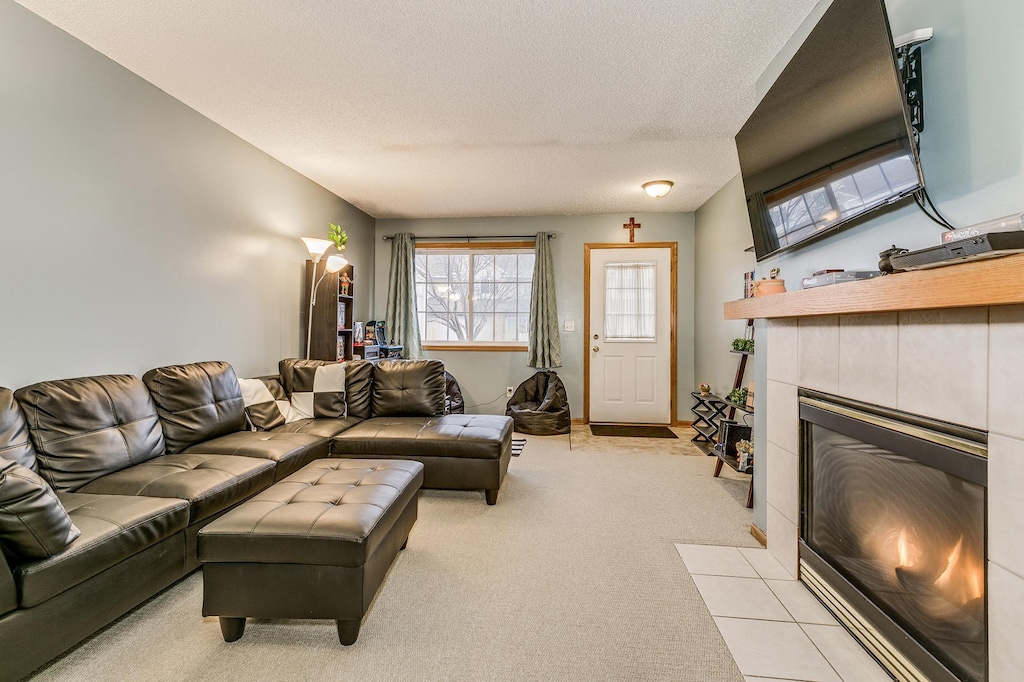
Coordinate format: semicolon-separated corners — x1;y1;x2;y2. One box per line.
304;259;355;361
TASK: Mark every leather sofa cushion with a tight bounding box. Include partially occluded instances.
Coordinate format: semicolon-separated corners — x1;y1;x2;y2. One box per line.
0;551;15;616
143;362;246;454
279;359;373;420
272;416;363;439
0;458;80;558
15;375;166;492
332;415;513;459
79;454;275;524
371;360;445;417
0;388;37;471
11;492;189;608
198;459;423;567
183;431;329;480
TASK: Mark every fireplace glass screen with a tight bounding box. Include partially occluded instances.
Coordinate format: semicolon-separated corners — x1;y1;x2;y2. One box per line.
805;423;986;682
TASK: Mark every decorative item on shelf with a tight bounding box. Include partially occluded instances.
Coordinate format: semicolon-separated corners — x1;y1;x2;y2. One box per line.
743;271;756;298
364;320;378;345
699;383;711;397
353;322;365;345
745;381;755;409
337;301;347;330
339;272;351;296
727;387;748;407
731;338;755;353
736;439;754;472
328;223;348;253
752;267;786;297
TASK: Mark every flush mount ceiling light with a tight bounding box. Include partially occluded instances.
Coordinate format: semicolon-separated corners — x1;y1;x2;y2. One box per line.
642;180;674;198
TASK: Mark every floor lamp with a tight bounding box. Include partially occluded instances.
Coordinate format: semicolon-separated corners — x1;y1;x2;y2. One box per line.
301;237;348;359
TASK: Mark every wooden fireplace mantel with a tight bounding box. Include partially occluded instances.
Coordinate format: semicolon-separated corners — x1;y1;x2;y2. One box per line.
723;253;1024;320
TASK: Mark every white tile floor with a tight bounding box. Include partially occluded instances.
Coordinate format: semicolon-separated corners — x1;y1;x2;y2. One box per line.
675;544;893;682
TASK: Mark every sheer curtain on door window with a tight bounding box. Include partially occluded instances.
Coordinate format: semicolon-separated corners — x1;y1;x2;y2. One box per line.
604;262;656;341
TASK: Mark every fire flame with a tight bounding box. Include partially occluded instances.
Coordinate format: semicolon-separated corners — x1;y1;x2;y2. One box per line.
933;536;985;606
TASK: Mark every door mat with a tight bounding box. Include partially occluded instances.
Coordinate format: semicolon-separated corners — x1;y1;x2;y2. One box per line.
589;425;678;439
511;438;527;456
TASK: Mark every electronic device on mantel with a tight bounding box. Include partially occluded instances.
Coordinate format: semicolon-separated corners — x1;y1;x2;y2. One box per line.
881;231;1024;272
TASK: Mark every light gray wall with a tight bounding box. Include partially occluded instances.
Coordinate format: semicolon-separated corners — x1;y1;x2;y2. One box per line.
694;0;1024;531
374;214;696;419
693;176;756;397
0;1;374;388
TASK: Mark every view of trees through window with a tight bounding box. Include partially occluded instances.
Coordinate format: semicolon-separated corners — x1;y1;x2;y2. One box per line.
414;250;534;343
768;152;918;246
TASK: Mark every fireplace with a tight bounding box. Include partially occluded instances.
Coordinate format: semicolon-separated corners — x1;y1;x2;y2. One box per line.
798;390;987;682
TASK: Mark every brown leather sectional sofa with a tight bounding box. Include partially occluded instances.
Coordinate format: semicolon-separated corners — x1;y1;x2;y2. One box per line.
0;358;512;681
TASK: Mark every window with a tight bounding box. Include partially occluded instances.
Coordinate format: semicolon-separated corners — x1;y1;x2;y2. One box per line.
414;248;535;346
604;262;656;341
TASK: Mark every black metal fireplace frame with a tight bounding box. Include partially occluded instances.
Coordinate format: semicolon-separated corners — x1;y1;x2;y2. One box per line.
797;389;988;682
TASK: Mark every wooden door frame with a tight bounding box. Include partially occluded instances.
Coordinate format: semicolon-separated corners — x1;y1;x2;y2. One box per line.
583;242;678;425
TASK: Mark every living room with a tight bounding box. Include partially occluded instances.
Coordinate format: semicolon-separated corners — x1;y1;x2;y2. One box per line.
1;0;1021;680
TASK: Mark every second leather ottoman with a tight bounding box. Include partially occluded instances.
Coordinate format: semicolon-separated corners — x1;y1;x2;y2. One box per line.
197;458;423;645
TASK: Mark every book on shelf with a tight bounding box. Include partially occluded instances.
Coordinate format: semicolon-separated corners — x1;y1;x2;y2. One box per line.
743;271;755;298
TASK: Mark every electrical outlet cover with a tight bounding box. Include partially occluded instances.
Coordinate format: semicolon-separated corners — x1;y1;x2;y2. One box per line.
563;320;575;332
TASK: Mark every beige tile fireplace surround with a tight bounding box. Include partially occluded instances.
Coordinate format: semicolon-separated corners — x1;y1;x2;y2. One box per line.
761;305;1023;681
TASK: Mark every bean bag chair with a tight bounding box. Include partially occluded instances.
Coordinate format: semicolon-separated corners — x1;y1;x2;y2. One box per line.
505;371;571;435
444;371;465;414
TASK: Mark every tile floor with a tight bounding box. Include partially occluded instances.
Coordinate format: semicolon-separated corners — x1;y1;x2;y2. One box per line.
675;544;893;682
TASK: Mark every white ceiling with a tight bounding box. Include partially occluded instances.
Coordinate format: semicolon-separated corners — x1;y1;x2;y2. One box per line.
16;0;818;218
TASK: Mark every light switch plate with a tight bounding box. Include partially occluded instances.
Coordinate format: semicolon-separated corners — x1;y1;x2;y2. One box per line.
563;320;575;332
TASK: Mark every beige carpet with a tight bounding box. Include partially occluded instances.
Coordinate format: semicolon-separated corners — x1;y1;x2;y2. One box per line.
32;428;758;682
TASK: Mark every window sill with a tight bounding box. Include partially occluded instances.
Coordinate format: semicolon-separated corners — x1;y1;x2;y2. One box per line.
423;343;528;352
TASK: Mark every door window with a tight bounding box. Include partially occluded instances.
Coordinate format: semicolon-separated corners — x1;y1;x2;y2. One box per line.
604;261;656;341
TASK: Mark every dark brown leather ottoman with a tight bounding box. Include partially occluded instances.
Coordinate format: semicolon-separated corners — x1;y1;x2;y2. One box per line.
197;459;423;645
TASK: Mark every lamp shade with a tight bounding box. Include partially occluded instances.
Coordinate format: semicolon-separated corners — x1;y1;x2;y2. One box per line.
300;237;333;262
642;180;674;198
324;254;348;273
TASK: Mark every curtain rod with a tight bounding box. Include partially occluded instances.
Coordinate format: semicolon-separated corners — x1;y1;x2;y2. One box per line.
381;234;556;242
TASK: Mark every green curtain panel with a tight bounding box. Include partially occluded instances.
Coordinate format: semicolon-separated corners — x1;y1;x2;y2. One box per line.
385;233;423;359
527;232;561;368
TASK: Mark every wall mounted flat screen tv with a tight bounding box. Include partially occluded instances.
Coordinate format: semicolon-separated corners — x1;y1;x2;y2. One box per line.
736;0;923;261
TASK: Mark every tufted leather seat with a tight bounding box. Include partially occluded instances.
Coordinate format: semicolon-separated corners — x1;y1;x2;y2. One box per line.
198;459;423;645
333;415;513;460
12;493;189;608
79;454;275;524
183;431;329;480
199;459;423;567
270;416;363;441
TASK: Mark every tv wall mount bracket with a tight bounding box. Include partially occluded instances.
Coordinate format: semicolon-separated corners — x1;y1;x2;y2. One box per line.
894;28;933;143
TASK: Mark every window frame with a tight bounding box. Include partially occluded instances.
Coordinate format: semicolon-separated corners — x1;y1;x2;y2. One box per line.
415;242;535;352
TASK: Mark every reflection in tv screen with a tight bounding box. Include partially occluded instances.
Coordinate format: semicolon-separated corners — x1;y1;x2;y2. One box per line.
736;0;923;260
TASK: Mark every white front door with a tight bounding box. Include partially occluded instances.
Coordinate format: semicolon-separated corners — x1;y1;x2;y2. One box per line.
588;247;672;424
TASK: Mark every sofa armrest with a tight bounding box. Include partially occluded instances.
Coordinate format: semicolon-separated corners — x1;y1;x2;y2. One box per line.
0;549;17;615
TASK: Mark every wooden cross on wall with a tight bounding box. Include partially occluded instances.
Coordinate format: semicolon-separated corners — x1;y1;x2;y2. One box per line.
623;217;641;243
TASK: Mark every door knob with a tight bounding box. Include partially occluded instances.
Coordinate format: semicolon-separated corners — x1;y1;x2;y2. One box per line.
592;345;600;352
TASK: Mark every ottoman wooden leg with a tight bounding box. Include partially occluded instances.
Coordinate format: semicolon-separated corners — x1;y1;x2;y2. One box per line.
336;619;361;645
219;617;246;642
485;489;499;505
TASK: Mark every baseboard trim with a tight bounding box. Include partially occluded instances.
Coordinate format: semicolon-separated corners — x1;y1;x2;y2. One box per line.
750;523;767;547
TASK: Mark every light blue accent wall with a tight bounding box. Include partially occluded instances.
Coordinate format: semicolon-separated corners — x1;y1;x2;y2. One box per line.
696;0;1024;532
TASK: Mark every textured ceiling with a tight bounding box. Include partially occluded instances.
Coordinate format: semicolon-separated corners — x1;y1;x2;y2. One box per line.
15;0;819;218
